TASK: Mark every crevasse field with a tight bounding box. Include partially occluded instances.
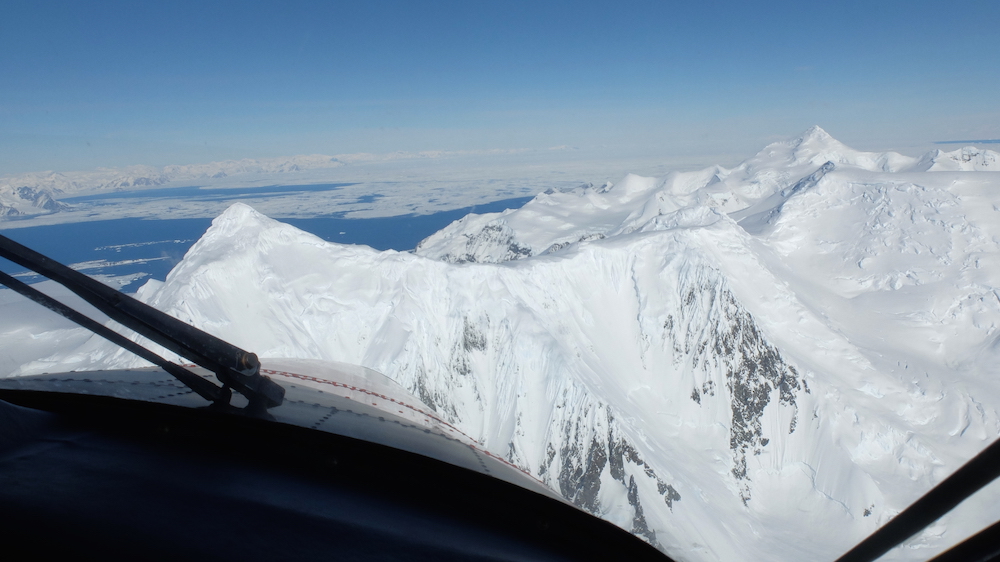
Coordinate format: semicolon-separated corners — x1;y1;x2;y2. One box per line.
3;127;1000;561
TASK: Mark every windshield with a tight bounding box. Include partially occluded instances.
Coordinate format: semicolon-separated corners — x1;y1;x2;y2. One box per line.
3;2;1000;561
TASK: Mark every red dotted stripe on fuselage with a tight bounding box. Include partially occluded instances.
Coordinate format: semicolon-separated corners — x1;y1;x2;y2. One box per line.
262;368;467;437
260;368;546;487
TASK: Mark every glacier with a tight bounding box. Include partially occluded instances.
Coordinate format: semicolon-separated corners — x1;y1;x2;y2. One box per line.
7;126;1000;561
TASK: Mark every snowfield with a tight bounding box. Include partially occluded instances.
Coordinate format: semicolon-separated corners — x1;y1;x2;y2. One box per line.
5;127;1000;561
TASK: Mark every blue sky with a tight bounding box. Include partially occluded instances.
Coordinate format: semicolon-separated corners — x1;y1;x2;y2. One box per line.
2;0;998;175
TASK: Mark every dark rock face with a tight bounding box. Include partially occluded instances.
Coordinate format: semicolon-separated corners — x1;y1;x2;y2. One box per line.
690;379;716;404
11;186;69;213
722;305;801;503
462;317;488;352
411;364;461;424
737;161;836;235
665;262;803;504
543;232;606;255
407;315;493;424
558;433;607;513
400;240;805;548
451;317;488;384
607;410;681;512
781;161;835;198
438;221;533;263
537;399;680;548
416;301;683;546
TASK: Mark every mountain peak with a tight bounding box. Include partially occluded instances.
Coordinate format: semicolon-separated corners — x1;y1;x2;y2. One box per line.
742;126;916;173
800;125;833;142
742;126;852;173
217;201;260;221
201;202;277;242
792;126;844;154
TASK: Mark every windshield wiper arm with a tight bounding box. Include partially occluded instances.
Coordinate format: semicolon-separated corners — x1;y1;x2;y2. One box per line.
0;233;284;414
836;435;1000;562
0;270;223;403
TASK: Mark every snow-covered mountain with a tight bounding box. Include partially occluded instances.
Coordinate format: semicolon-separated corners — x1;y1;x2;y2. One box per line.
0;185;69;216
915;146;1000;171
10;127;1000;561
415;127;999;263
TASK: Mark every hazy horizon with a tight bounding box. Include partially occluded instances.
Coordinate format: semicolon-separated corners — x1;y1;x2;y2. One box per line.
3;0;998;176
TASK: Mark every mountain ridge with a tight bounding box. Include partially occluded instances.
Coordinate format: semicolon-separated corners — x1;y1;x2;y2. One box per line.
2;129;998;220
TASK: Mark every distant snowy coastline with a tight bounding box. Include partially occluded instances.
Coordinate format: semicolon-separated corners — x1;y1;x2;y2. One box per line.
0;147;589;223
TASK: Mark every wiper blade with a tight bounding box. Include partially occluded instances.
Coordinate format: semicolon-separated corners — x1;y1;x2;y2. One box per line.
0;233;284;414
0;270;223;403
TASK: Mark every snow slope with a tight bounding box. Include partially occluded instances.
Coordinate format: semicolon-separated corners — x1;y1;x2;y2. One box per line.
9;127;1000;561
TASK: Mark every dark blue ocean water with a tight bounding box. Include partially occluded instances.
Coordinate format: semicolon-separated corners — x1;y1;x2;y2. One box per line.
0;196;531;291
